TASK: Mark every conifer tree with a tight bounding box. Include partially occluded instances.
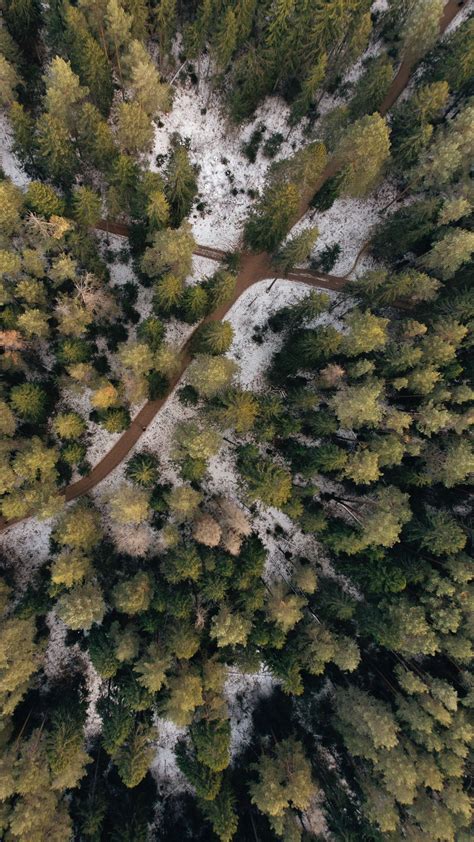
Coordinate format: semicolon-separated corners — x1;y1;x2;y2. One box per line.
335;113;391;197
165;142;198;226
273;227;319;274
400;0;444;62
191;321;234;355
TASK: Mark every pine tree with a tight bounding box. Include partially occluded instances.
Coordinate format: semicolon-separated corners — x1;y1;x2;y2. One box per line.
0;54;19;106
64;4;114;116
165;142;198;226
187;355;239;398
125;39;172;117
249;738;316;838
116;101;154;156
273;227;319;273
25;181;65;217
72;186;102;228
210;604;251;648
56;580;105;630
199;779;238;842
400;0;444;62
212;7;237;71
0;614;41;716
43;56;88;131
191;321;234;355
349;54;393;119
335;113;391;197
36;112;77;185
422;229;474;280
108;482;150;525
141;223;195;281
10;382;48;422
244;182;299;252
113;723;155;788
165;487;203;525
112;570;153;614
152;273;184;316
54;503;102;551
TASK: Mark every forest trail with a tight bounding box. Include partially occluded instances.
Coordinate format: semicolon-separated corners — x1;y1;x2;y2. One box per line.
0;1;465;532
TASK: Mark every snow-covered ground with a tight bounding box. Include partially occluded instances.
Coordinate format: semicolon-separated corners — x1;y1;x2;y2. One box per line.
151;79;308;250
291;179;402;277
0;111;29;187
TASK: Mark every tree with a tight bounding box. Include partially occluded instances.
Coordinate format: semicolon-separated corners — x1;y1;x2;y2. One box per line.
401;0;444;62
210;604;251;647
126;451;159;486
53;411;86;440
47;706;92;789
63;5;114;116
244;182;300;252
212;7;237;71
0;54;19;106
126;39;171;117
108;482;150;525
266;583;307;633
341;309;388;356
147;189;169;229
273;227;319;274
153;273;184;315
237;445;292;508
162;542;201;583
165;142;198;225
134;640;170;693
36;112;77;185
56;580;105;630
414;103;474;189
53;503;102;551
249;738;316;838
43;56;87;131
163;667;204;726
0;614;41;716
166;486;202;523
191;719;231;773
141;223;195;281
113;723;155;788
25;181;65;217
335;113;390;197
212;388;259;434
199;779;238;842
421;437;473;488
191;321;234;355
112;571;153;614
204;270;236;310
180;284;209;323
330;380;384;429
173;421;222;463
17;308;49;339
0;180;23;237
10;382;48;422
193;513;222;547
422;229;474;280
349;55;393;119
115;101;154;155
50;550;91;588
72;186;102;228
187;355;238;398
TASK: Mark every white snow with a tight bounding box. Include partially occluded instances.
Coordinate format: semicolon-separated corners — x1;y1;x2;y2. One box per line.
0;111;30;187
225;278;325;390
0;515;53;588
291;178;402;277
151;78;307;250
224;667;278;759
151;718;190;797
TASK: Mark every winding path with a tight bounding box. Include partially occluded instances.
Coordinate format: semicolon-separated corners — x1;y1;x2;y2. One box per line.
0;0;466;532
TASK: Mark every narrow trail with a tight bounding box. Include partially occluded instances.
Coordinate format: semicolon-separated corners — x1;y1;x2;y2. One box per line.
1;1;465;533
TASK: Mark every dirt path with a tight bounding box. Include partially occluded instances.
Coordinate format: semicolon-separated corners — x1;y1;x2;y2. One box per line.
1;2;464;532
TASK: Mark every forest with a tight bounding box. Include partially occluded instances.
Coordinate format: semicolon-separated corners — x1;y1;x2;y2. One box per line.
0;0;473;840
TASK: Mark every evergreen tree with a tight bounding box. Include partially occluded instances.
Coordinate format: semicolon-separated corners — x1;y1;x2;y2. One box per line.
165;142;198;226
